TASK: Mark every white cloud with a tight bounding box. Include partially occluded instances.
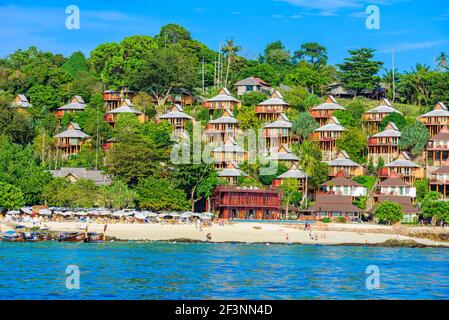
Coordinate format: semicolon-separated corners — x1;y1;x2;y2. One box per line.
378;39;449;53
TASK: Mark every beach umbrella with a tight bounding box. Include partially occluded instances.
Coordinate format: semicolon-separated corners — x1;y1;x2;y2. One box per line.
134;213;146;220
20;207;33;214
180;212;192;218
7;210;20;215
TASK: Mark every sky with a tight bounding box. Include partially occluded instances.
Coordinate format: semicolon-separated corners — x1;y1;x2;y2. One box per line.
0;0;448;71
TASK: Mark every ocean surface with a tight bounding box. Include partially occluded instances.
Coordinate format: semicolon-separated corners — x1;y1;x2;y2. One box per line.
1;242;449;300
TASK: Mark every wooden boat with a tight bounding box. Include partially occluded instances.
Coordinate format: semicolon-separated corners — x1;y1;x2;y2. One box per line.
0;231;25;242
57;232;86;242
22;232;48;242
84;232;105;243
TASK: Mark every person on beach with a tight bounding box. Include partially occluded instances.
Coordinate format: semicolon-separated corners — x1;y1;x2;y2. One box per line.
206;233;212;241
286;233;289;243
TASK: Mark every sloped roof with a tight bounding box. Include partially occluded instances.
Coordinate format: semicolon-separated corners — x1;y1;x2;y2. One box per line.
209;109;238;124
429;125;449;141
54;123;90;139
49;167;111;186
372;122;401;138
377;172;409;187
159;104;193;120
57;96;86;111
264;113;292;129
213;137;245;153
421;102;449;117
326;150;362;167
218;161;246;177
11;94;32;108
106;105;142;115
315;117;346;132
235;77;270;87
432;159;449;174
305;194;362;213
207;88;240;103
268;145;299;162
376;196;419;214
311;95;345;111
277;164;308;179
322;171;363;187
258;90;290;106
385;152;421;168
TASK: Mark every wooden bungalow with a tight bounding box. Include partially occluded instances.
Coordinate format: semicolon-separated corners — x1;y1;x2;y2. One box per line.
212;137;246;170
319;171;367;198
48;167;111;186
268;145;299;167
430;159;449;198
209;186;283;220
301;194;362;222
272;164;308;195
234;77;272;96
312;116;346;161
104;99;145;128
425;125;449;167
263;113;292;151
54;122;90;158
379;151;424;184
10;94;32;112
309;95;345;126
367;122;401;165
420;102;449;137
371;196;419;223
158;104;194;137
103;89;136;112
362;99;401;134
202;88;241;116
255;91;290;122
326;150;364;178
203;108;239;144
53;96;86;119
166;88;194;107
102;137;118;151
218;161;246;186
374;172;417;202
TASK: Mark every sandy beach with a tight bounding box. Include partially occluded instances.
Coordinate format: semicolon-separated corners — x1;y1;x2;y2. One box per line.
5;221;444;247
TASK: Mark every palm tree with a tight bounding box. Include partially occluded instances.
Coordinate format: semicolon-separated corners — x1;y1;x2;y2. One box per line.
295;141;317;208
435;51;448;71
222;39;242;88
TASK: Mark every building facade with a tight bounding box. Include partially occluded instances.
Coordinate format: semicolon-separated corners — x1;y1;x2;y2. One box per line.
309;95;345;126
367;122;401;165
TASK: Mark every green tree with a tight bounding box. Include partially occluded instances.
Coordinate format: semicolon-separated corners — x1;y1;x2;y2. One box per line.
0;182;25;210
99;179;136;209
241;91;267;106
399;121;429;156
336;128;367;164
337;48;384;96
136;176;189;211
375;201;403;224
157;24;191;45
379;112;407;131
291;112;319;140
235;105;260;130
279;178;301;218
414;179;429;203
294;42;328;66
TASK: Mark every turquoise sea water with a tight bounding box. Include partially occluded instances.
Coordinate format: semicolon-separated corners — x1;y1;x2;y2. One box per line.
1;242;449;300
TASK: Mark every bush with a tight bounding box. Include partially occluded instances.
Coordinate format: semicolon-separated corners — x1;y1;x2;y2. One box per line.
322;217;332;223
336;217;347;223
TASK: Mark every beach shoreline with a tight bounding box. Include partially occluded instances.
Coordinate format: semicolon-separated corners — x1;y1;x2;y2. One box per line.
3;220;448;248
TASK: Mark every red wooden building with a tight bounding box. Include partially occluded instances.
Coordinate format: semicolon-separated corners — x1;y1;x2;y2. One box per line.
209;186;283;220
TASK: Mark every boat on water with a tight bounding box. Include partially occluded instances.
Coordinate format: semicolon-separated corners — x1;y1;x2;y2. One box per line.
22;232;48;242
57;232;86;242
85;232;105;243
0;231;25;242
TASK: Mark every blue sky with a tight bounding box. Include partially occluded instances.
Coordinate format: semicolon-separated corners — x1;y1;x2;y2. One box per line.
0;0;448;71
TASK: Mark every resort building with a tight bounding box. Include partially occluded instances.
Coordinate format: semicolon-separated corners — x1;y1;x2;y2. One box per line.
309;95;345;126
372;196;419;223
312;116;346;161
102;137;118;151
301;194;362;222
158;104;194;137
374;172;417;202
425;125;449;167
420;102;449;137
379;151;425;184
272;164;308;195
430;159;449;198
325;150;364;178
10;94;32;112
234;77;272;96
103;89;136;112
218;161;246;186
209;186;283;220
202;88;241;116
367;122;401;164
319;171;367;198
212;137;246;170
362;99;401;134
263;113;292;151
203;109;239;144
268;145;299;167
326;83;356;99
104;99;145;128
255;91;290;122
54;122;90;158
166;88;194;107
53;96;86;119
49;167;111;186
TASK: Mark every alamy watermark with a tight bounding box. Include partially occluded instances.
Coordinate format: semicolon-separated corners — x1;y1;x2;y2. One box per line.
65;264;80;290
66;5;80;30
366;5;380;30
365;265;380;290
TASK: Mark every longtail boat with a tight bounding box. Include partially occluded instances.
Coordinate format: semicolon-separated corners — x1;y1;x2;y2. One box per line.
85;232;105;243
0;231;25;242
22;232;48;242
57;232;86;242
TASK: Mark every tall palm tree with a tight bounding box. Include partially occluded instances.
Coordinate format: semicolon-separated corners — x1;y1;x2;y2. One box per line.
295;141;317;208
222;39;242;88
435;51;448;71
